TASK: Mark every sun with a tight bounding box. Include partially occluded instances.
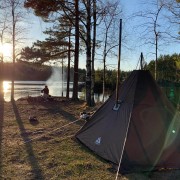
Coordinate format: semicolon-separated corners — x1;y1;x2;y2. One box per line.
0;43;12;58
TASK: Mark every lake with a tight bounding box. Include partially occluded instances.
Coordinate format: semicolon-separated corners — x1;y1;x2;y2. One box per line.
2;81;178;106
2;81;109;102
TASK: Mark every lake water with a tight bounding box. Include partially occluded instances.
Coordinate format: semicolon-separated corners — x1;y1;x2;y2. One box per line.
2;81;178;106
2;81;109;102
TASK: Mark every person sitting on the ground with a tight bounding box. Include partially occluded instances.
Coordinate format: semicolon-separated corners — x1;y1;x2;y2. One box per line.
41;85;49;100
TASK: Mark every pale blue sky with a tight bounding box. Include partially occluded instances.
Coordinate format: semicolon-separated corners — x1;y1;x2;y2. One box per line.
26;0;180;71
116;0;180;70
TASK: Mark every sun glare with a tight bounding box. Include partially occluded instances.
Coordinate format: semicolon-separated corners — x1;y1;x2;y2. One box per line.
3;81;10;93
0;43;12;58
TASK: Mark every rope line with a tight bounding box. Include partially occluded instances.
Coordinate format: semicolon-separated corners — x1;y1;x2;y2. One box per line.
22;118;83;145
24;103;98;146
115;104;133;180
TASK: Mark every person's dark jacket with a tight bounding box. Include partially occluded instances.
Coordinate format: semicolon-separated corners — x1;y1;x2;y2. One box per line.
41;86;49;95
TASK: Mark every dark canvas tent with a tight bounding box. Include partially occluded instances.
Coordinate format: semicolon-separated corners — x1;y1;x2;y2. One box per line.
76;70;180;174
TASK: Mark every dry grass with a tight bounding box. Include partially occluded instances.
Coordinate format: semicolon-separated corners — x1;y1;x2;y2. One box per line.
0;97;179;180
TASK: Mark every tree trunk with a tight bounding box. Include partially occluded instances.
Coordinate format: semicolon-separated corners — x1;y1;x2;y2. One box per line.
61;58;64;97
91;0;96;106
11;4;15;101
0;61;3;101
72;0;79;101
102;32;108;102
66;27;71;99
86;0;92;106
0;35;4;100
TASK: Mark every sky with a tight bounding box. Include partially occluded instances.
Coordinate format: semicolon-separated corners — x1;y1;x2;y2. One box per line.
25;0;180;71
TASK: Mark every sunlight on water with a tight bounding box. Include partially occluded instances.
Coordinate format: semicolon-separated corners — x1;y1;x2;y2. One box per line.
2;80;109;102
3;81;10;93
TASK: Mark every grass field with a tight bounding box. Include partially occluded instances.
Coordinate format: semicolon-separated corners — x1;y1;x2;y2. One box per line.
0;97;179;180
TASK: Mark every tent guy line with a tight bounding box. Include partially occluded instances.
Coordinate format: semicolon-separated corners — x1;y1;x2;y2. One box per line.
21;118;83;145
23;104;99;145
115;105;133;180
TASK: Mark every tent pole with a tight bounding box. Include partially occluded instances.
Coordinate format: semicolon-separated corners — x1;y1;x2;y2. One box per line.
115;19;122;106
140;52;144;70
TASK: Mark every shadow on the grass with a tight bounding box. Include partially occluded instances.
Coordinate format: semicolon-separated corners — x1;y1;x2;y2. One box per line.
12;100;44;179
28;96;85;126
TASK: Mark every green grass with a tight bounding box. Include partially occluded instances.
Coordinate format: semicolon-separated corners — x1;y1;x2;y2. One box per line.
0;98;179;180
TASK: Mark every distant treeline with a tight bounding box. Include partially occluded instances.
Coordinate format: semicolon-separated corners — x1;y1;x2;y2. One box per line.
1;56;179;107
0;61;130;93
1;61;86;82
94;69;131;93
1;53;179;94
1;62;130;95
1;62;52;81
